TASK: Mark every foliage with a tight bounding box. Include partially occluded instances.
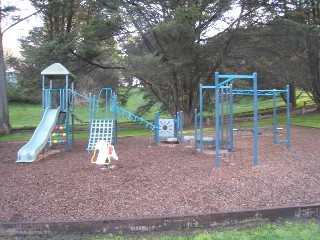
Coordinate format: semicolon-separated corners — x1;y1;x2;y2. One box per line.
221;0;320;109
3;0;320;130
122;0;242;125
7;0;125;102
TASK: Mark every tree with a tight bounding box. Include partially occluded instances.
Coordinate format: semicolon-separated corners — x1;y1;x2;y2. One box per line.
249;0;320;109
268;0;320;109
0;4;9;134
0;2;40;134
10;0;125;101
121;0;251;125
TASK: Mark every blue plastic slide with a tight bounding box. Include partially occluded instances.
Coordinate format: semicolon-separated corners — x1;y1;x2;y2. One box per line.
16;107;61;163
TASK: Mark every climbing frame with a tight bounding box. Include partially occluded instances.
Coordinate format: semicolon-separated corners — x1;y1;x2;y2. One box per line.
87;119;113;152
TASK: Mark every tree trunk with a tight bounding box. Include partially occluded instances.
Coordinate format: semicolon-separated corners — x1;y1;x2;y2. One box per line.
280;84;297;108
289;84;297;109
306;32;320;109
0;32;11;134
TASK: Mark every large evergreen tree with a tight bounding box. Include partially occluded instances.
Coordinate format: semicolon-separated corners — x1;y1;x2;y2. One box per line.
121;0;249;124
228;0;320;109
11;0;124;101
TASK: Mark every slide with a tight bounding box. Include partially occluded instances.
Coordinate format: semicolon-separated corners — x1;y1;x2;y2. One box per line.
16;107;61;163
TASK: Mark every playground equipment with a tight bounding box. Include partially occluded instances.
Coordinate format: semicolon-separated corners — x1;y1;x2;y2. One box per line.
17;62;75;163
17;63;160;163
91;140;118;166
154;111;184;146
196;72;291;167
16;107;61;162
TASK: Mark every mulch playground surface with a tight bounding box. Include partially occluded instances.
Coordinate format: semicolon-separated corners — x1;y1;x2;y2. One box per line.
0;125;319;223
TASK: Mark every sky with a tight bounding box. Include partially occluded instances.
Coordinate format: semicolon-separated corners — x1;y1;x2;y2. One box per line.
2;0;43;56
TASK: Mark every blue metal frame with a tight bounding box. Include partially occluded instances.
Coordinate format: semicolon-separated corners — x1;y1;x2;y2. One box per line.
154;112;160;146
197;72;291;168
194;109;198;149
42;73;75;151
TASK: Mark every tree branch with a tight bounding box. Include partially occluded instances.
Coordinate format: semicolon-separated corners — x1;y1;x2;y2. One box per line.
2;9;42;34
69;49;125;70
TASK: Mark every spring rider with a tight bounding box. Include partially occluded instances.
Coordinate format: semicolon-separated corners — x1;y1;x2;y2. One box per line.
91;140;118;168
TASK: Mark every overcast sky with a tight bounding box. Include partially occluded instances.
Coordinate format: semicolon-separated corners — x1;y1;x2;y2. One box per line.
2;0;43;56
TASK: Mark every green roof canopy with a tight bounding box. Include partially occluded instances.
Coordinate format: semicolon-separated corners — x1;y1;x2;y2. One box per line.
41;63;75;80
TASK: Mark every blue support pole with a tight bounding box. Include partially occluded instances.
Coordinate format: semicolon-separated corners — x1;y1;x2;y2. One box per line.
45;82;48;108
194;109;198;149
155;111;160;146
59;89;62;110
179;111;183;144
89;92;92;124
273;91;277;144
199;84;204;154
42;75;45;113
286;85;291;149
71;81;75;149
105;89;108;120
253;73;258;166
215;72;220;168
49;80;53;108
113;94;118;146
229;84;233;151
220;87;224;143
65;75;69;151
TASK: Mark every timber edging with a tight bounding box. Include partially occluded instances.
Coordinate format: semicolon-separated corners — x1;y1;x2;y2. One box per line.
0;204;319;237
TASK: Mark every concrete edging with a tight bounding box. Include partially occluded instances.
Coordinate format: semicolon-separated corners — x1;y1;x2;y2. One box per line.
1;204;319;237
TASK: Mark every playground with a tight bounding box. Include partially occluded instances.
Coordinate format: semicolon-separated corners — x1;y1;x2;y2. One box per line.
1;63;319;234
1;125;320;223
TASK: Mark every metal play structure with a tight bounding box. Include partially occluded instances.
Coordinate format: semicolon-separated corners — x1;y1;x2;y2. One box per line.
196;72;291;167
154;111;184;146
17;63;159;163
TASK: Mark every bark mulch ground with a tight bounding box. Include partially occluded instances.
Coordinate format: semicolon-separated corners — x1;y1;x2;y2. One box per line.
0;125;319;223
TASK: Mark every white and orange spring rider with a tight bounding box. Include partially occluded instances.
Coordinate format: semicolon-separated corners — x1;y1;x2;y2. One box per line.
91;140;118;165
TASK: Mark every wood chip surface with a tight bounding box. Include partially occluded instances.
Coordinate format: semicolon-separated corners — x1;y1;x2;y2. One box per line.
0;126;319;222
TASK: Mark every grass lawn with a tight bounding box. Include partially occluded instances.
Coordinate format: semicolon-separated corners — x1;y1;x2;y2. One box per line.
2;88;319;142
79;220;320;240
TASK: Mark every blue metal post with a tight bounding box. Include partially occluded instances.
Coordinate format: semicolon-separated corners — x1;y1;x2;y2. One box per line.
194;109;198;149
286;85;291;149
42;75;45;113
45;89;48;110
49;80;52;108
199;84;204;154
113;94;118;146
154;111;160;146
221;87;224;143
253;73;258;166
179;111;183;144
215;72;220;168
273;91;277;144
89;92;92;123
59;89;62;110
229;84;233;151
71;81;75;149
65;75;69;150
105;89;108;119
